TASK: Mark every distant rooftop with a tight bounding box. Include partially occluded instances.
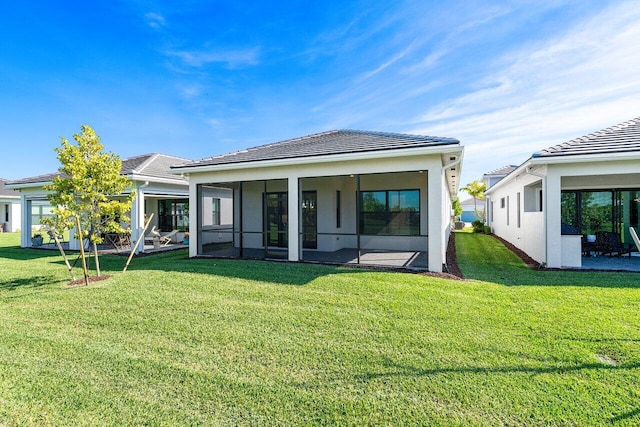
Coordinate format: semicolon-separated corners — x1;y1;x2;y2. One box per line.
173;129;460;169
483;165;518;176
0;178;20;197
7;153;190;186
533;116;640;158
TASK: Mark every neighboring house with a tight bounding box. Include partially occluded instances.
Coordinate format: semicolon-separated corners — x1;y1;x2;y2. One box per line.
6;153;191;252
479;165;517;222
482;165;518;189
460;197;483;222
485;117;640;268
0;178;21;232
171;129;463;272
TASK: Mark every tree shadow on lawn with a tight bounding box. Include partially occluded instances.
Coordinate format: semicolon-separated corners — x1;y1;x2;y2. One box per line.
86;250;381;287
0;274;60;291
0;245;68;261
610;408;640;423
357;357;640;424
359;356;640;380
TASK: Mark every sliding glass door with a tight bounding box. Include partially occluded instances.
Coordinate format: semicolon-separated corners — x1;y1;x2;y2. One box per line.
561;189;640;244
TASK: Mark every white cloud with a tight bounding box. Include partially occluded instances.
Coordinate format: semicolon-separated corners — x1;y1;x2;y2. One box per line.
164;47;260;68
144;12;166;29
411;1;640;183
360;39;418;80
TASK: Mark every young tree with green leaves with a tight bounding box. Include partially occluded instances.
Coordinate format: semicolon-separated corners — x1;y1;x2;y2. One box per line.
460;180;487;221
44;125;135;278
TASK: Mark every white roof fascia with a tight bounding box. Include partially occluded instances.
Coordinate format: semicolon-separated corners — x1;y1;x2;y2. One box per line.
486;150;640;196
529;151;640;165
127;173;189;186
5;180;53;190
484;161;532;196
171;145;463;175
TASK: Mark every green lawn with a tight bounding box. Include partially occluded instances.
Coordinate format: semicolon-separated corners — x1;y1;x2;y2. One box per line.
0;231;639;425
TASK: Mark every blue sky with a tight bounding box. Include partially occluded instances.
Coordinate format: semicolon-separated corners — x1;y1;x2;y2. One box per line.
2;1;640;189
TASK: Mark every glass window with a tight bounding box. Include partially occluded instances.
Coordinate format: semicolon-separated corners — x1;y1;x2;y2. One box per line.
31;201;54;226
212;198;220;226
581;191;613;235
359;189;420;235
159;199;189;232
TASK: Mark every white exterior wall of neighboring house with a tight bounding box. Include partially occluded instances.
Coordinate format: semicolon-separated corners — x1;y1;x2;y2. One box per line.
0;199;21;232
186;151;458;272
486;155;640;268
486;168;545;264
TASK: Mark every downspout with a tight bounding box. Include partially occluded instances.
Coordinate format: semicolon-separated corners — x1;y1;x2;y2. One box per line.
525;165;547;267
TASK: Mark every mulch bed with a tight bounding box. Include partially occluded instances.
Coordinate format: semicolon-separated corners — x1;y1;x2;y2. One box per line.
444;232;464;279
488;233;541;269
66;274;112;287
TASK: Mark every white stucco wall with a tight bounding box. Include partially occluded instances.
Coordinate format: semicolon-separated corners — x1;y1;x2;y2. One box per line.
486;170;546;264
0;199;21;232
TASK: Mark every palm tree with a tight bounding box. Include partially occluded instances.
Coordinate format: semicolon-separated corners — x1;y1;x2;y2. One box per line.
461;180;487;221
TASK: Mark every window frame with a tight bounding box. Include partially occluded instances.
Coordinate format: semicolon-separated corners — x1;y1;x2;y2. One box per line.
359;189;420;236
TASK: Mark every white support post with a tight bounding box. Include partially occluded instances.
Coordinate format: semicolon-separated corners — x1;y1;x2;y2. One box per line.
427;170;444;273
21;196;30;248
287;176;300;261
545;170;562;268
130;185;146;254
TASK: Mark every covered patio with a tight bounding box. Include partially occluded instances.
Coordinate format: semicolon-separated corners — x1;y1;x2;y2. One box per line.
175;130;463;272
580;254;640;272
195;172;432;269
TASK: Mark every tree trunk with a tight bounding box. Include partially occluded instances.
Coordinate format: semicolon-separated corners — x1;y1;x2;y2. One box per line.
75;216;90;286
93;240;101;277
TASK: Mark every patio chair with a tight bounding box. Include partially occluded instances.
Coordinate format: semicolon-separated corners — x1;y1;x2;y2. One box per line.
630;227;640;252
47;229;64;244
159;229;178;246
144;226;161;245
595;231;632;257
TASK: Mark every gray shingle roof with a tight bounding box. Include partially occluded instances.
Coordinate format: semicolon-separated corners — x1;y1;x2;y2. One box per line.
7;153;189;186
483;165;518;176
533;116;640;158
0;178;20;197
173;129;459;169
125;153;191;181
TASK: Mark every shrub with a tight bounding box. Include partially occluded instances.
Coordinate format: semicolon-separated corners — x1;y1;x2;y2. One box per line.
471;220;484;233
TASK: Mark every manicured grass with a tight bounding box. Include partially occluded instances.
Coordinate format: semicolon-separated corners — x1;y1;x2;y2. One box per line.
1;231;639;425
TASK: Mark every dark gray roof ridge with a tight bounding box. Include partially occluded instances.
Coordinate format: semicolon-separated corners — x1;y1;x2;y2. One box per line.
8;153;189;186
483;165;518;176
533;116;640;158
175;129;460;169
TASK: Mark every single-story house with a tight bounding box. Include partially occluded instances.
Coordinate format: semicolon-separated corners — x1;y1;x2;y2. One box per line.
485;117;640;268
0;178;21;232
459;197;483;223
171;129;464;272
7;153;191;252
482;165;518;189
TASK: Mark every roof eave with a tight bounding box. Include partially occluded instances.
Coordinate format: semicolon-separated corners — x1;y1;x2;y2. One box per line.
5;180;54;190
530;150;640;165
170;144;463;175
127;173;189;186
